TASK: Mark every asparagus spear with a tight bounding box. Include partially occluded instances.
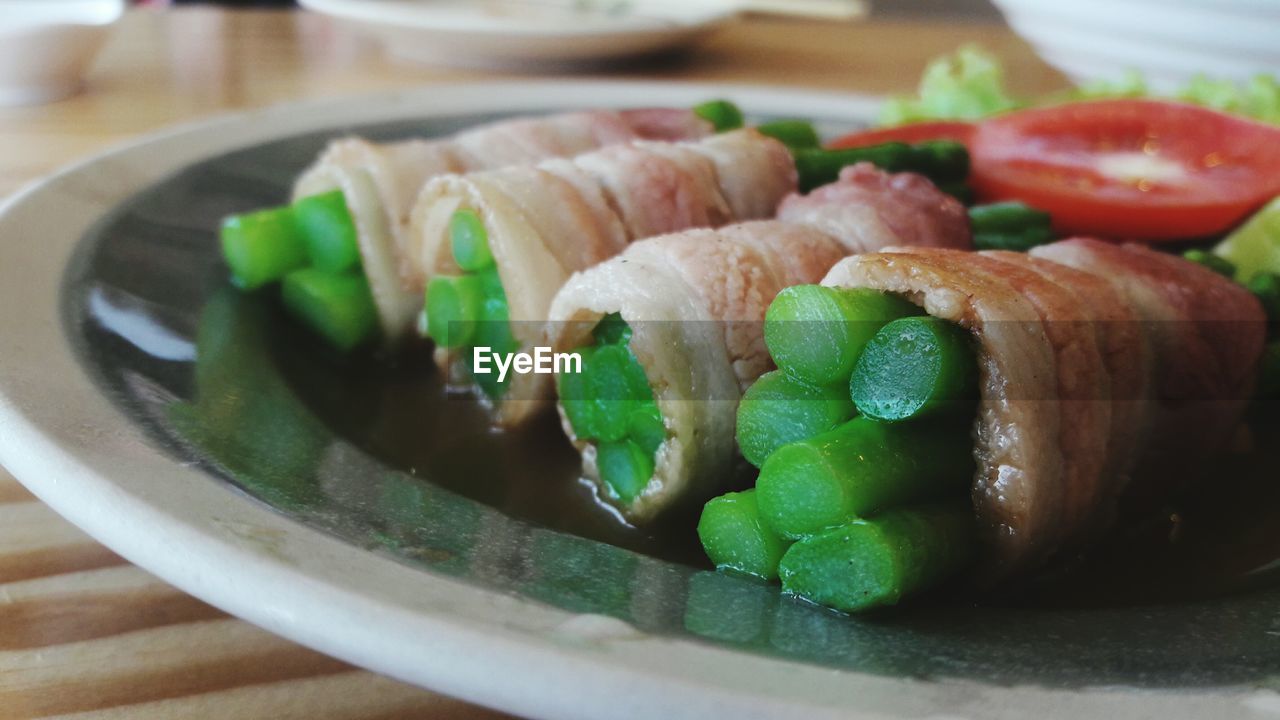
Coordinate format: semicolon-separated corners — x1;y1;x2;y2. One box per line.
763;285;920;386
294;190;362;273
779;503;975;612
735;370;856;467
756;119;821;151
756;416;973;539
281;268;379;351
969;201;1054;252
849;316;978;422
699;489;793;581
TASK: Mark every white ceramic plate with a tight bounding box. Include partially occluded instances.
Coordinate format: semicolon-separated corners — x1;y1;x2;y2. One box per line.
1;82;1277;720
299;0;739;69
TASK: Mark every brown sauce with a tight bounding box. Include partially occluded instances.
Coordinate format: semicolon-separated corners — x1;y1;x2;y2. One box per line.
275;321;1280;611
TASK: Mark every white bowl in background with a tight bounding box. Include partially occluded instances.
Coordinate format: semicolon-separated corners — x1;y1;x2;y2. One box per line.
298;0;740;70
0;0;124;106
990;0;1280;91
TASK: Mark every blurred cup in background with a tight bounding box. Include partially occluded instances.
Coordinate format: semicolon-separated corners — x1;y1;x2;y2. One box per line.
0;0;125;106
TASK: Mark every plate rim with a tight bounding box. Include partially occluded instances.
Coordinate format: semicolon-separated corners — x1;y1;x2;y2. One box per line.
0;80;1265;720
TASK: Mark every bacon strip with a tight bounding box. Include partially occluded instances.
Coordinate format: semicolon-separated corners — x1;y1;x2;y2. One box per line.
410;130;797;427
290;108;712;338
547;167;971;521
777;164;971;253
822;240;1265;575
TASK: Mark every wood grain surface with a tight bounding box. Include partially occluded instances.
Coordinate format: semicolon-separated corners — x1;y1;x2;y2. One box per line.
0;7;1063;718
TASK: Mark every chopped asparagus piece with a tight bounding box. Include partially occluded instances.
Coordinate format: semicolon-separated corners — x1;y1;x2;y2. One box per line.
598;439;654;502
850;316;977;422
220;207;309;290
735;370;856;467
281;268;378;351
425;274;482;349
756;416;973;539
699;490;793;580
779;503;975;612
764;285;920;386
450;208;494;272
294;190;361;273
693;99;745;132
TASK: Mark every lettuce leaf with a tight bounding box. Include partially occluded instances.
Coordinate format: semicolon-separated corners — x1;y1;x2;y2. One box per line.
881;46;1280;126
1177;74;1280;125
878;45;1020;126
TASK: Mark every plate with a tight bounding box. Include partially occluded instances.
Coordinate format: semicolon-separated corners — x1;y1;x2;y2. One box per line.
299;0;739;69
1;81;1278;720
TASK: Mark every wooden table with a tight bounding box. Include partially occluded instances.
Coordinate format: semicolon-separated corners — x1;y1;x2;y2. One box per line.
0;8;1064;718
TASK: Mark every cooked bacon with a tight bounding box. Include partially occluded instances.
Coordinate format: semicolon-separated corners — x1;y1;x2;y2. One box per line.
570;140;734;243
547;166;973;521
619;107;715;142
1032;239;1266;498
993;251;1152;539
291;108;711;338
824;249;1064;573
776;163;971;252
822;240;1266;575
549;221;853;522
411;130;798;426
292;138;434;337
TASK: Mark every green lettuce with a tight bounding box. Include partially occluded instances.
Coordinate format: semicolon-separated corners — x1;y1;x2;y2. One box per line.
881;46;1280;126
1176;74;1280;125
878;45;1020;126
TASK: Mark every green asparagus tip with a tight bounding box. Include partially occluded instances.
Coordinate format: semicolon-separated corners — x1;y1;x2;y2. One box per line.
220;206;309;290
281;267;379;351
559;347;599;439
627;401;666;455
793;141;971;194
735;370;855;468
698;490;792;581
969;201;1054;252
425;274;482;349
597;439;654;503
778;504;975;613
849;315;977;422
592;312;633;346
583;344;651;442
450;208;495;272
763;285;920;386
293;190;361;273
756;416;973;540
693;99;745;133
755;119;821;151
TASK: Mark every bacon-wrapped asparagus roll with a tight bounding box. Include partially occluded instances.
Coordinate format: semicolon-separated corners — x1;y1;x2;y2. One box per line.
288;109;714;338
415;129;798;426
727;240;1266;612
546;164;972;523
219;103;973;353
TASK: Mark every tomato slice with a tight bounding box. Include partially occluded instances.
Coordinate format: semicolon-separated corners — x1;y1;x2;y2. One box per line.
968;100;1280;241
828;121;974;149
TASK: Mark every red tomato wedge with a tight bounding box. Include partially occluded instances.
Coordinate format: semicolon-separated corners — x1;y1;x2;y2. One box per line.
968;100;1280;241
828;121;974;149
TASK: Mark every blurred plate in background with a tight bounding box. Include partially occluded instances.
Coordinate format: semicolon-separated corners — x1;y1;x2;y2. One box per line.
298;0;742;69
